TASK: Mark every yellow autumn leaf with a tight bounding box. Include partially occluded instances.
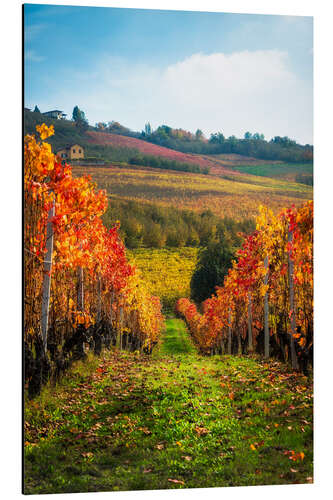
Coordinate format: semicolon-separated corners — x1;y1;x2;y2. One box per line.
36;123;54;140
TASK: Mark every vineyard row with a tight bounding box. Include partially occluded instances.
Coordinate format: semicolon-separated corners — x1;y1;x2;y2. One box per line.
176;201;313;374
24;125;164;397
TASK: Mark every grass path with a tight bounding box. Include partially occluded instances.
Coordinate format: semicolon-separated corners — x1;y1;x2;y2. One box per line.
157;317;196;355
24;318;313;494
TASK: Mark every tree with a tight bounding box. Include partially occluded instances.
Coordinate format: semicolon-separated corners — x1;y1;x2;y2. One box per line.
72;105;88;132
72;105;80;122
145;122;152;136
72;105;87;123
244;131;252;140
190;241;235;303
209;132;225;144
195;129;204;141
143;221;166;248
33;105;40;113
96;122;107;130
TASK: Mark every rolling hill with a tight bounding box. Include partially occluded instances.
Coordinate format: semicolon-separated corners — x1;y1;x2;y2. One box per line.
85;130;236;175
72;164;312;220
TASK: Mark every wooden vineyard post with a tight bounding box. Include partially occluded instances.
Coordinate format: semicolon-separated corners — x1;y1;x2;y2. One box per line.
248;292;253;352
118;295;124;350
220;333;225;355
109;289;115;345
41;200;55;353
228;308;232;354
75;262;85;358
264;255;270;358
77;266;84;311
124;310;129;350
119;306;124;350
110;290;114;324
288;229;299;370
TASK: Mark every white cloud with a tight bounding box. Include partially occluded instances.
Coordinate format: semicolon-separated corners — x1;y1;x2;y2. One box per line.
25;49;45;63
36;50;313;144
24;23;47;43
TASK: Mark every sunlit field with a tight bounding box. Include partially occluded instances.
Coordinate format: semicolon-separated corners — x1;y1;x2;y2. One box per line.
73;165;312;220
127;248;198;311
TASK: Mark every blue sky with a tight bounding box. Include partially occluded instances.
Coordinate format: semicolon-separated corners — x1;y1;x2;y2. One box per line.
24;4;313;144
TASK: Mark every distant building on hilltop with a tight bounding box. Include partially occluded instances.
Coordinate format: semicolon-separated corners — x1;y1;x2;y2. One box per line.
56;144;84;161
42;109;67;120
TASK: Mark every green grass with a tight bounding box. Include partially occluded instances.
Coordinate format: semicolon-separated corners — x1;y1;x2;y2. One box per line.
24;319;313;494
156;318;196;355
227;162;313;183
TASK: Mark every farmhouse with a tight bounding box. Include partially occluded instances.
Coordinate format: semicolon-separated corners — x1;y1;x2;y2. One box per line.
42;109;67;120
57;144;84;161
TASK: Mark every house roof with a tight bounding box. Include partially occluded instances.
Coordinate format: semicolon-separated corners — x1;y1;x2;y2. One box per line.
56;144;84;152
43;110;64;114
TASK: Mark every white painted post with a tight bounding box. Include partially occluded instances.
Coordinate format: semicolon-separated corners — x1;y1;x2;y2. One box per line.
248;292;253;352
288;230;299;370
41;200;55;352
228;308;232;354
264;255;270;358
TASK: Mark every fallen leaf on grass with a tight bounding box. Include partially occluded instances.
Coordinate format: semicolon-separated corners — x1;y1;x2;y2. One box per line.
81;452;93;458
156;443;164;450
284;450;305;461
195;426;209;436
74;433;85;440
143;469;153;473
250;444;256;451
139;427;152;435
182;455;192;461
168;479;185;485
